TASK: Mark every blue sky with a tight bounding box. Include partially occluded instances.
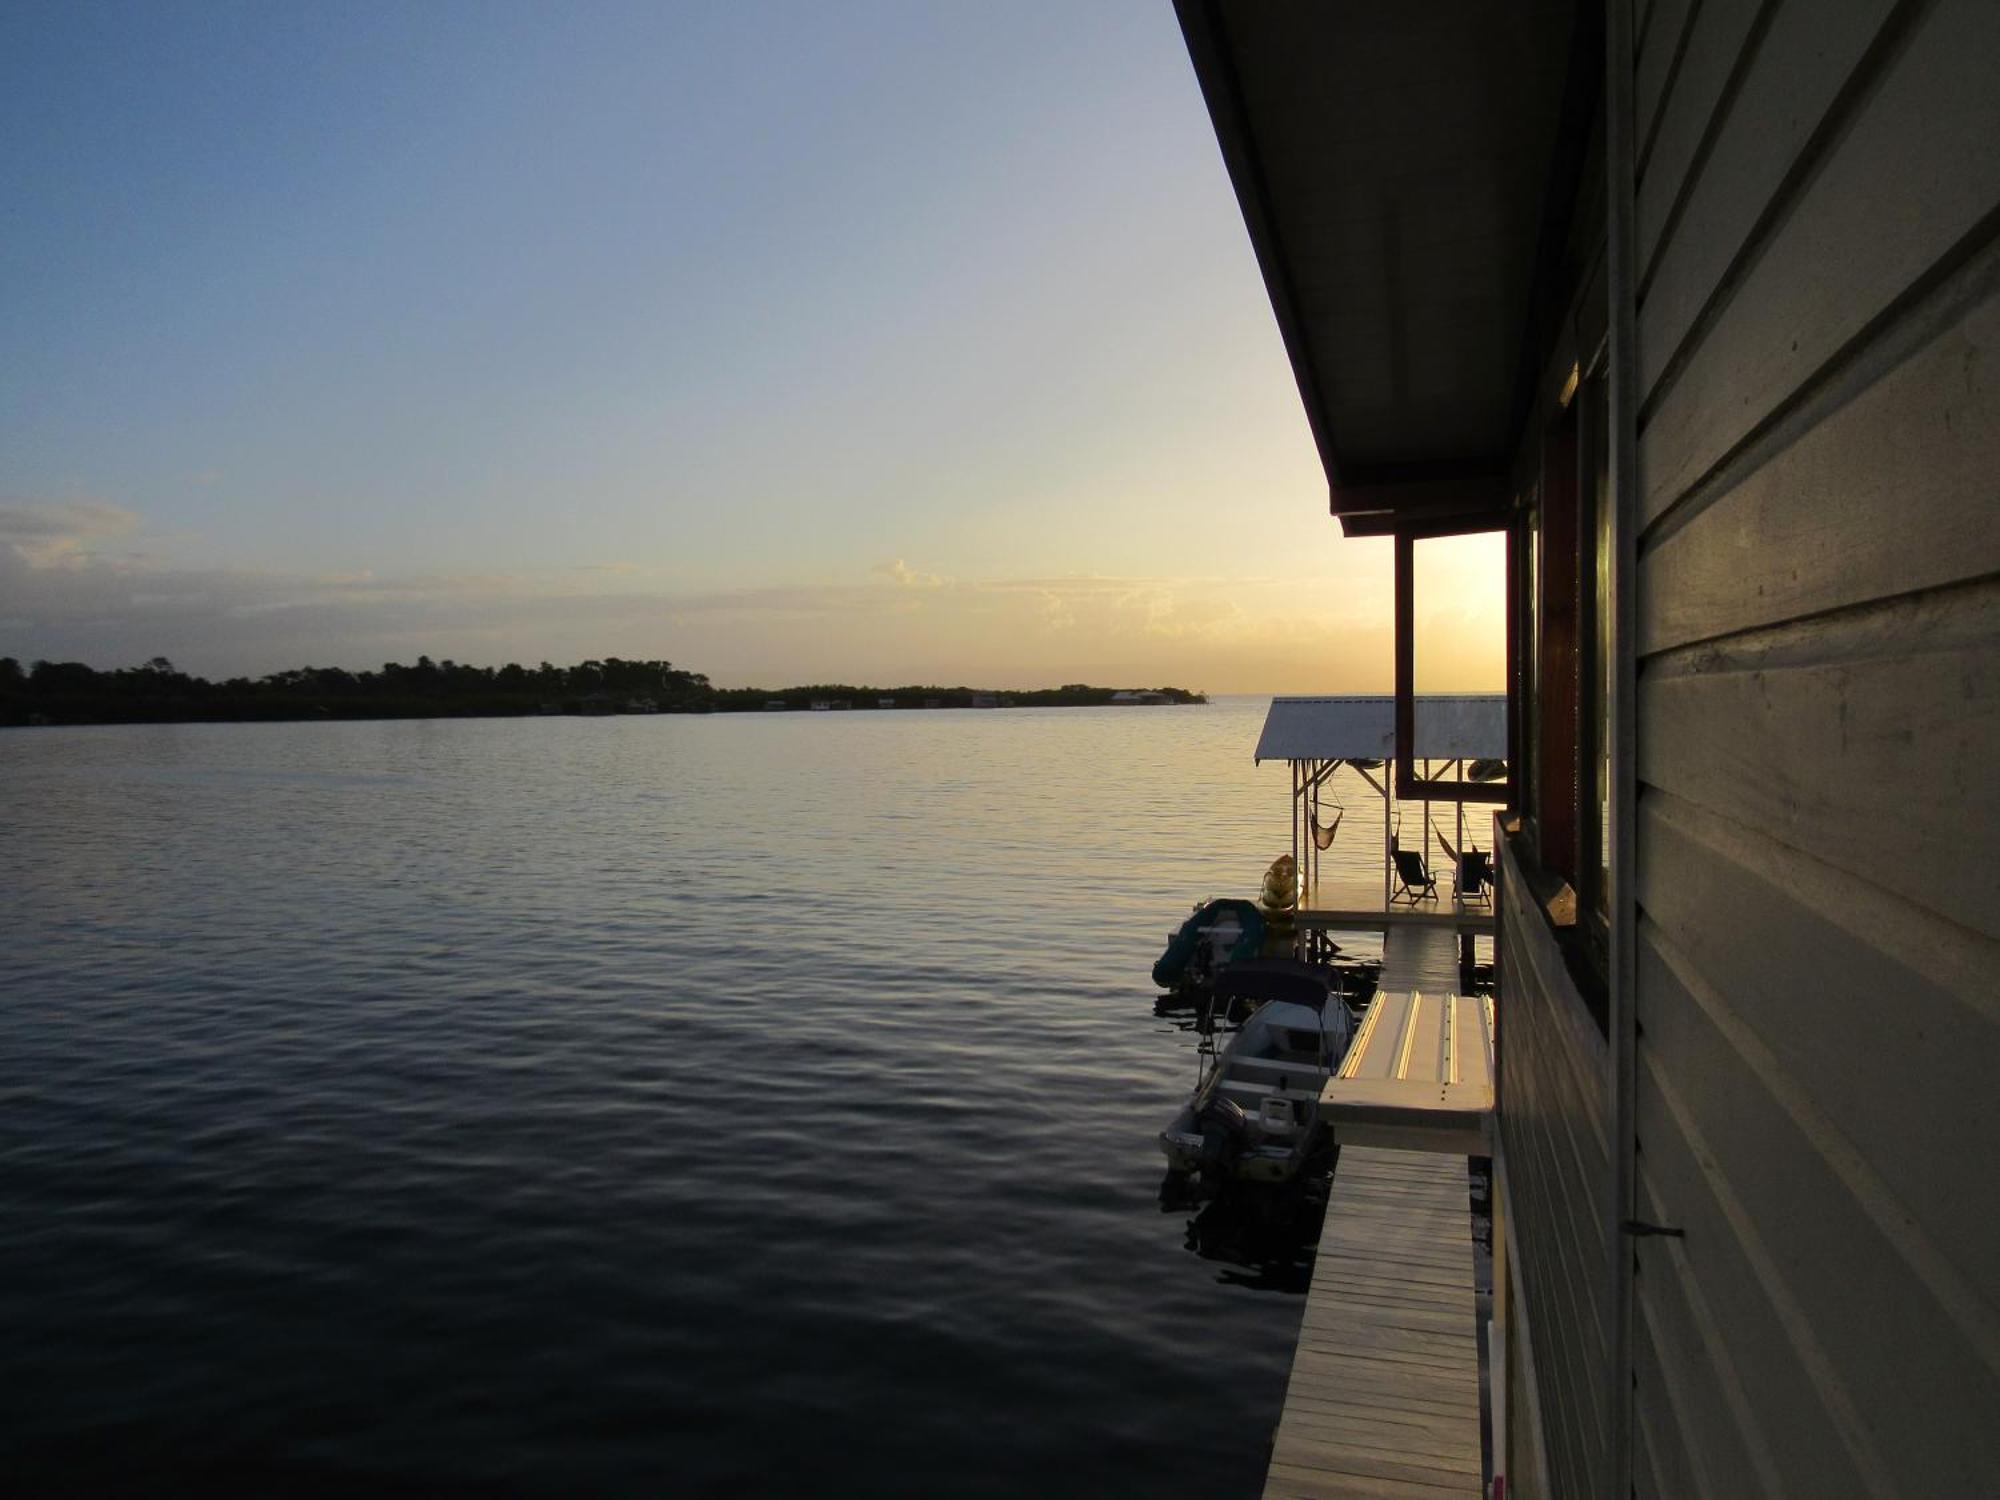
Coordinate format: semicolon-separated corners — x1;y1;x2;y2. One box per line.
2;1;1502;689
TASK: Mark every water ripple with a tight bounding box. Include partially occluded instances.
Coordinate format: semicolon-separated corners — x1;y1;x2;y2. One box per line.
0;705;1355;1496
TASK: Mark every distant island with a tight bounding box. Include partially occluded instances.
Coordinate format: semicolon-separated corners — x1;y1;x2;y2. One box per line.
0;655;1205;726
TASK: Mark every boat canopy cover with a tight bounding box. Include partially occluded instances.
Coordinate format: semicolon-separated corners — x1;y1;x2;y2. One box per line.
1253;694;1505;764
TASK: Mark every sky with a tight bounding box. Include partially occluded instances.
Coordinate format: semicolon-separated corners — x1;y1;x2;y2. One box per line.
2;0;1504;692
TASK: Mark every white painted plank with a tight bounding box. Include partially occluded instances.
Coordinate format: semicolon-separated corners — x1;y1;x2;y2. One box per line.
1635;0;1697;165
1635;794;2000;1302
1640;579;2000;939
1635;923;2000;1494
1637;0;1896;397
1636;0;1764;278
1639;250;2000;652
1640;0;2000;521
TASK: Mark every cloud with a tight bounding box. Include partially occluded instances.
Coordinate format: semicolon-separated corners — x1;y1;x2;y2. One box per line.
0;506;1495;692
0;501;142;567
871;557;943;589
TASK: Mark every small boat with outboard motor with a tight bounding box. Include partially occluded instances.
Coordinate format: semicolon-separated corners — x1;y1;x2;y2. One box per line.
1151;897;1267;996
1159;959;1357;1185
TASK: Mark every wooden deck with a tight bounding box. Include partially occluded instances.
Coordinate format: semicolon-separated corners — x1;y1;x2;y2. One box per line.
1296;875;1495;936
1377;924;1463;994
1264;1149;1484;1499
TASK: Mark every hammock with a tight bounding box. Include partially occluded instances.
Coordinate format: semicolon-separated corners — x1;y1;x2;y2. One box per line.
1310;805;1343;850
1430;821;1492;868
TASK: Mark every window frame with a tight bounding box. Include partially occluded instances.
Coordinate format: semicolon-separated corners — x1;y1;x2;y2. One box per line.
1391;520;1514;806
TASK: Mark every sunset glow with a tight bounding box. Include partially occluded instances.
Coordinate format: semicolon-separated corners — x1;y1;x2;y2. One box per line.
2;2;1505;691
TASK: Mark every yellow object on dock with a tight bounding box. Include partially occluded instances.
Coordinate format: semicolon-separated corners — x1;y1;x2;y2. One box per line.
1263;1148;1483;1499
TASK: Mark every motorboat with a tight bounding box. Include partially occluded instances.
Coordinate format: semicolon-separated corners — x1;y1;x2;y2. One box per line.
1159;960;1356;1185
1151;898;1266;995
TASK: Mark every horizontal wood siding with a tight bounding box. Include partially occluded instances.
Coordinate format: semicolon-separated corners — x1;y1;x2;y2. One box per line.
1495;835;1612;1496
1630;0;2000;1490
1642;584;2000;939
1639;0;2000;523
1633;0;1694;169
1639;241;2000;654
1634;0;1766;280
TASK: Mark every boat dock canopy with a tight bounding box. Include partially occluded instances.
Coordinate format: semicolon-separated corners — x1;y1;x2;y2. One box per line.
1253;694;1505;764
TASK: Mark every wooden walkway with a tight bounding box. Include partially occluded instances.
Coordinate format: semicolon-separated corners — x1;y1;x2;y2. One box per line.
1264;1149;1483;1499
1380;922;1463;993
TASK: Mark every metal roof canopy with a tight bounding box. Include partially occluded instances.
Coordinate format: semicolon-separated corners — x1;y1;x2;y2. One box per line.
1255;694;1505;765
1175;0;1589;537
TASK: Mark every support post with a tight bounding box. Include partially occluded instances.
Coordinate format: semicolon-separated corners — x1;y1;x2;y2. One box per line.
1383;765;1393;911
1606;0;1641;1491
1456;764;1467;911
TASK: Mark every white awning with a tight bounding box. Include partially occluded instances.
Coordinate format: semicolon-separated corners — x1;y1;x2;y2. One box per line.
1253;694;1506;763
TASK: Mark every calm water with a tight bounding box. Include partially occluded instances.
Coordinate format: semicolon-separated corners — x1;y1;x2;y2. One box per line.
0;700;1393;1495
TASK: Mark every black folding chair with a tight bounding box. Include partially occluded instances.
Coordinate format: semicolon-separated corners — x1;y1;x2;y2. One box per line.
1457;849;1493;906
1391;848;1437;904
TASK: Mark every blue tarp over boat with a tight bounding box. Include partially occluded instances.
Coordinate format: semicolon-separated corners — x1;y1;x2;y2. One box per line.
1152;898;1265;991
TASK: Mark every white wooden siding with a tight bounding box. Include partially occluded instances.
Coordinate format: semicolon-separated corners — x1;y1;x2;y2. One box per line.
1631;0;2000;1490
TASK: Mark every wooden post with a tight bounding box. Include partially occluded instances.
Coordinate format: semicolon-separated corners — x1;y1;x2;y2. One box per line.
1383;764;1393;911
1456;760;1467;911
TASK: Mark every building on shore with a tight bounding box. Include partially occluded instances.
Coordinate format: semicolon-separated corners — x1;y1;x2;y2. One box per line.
1179;1;1999;1493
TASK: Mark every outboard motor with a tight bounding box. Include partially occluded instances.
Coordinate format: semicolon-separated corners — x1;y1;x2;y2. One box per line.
1194;1094;1248;1185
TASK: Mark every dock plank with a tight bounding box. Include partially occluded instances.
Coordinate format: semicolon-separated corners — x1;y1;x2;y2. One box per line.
1263;1148;1482;1500
1380;925;1465;992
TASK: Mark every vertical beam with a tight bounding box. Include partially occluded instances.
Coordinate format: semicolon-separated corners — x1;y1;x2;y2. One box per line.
1605;0;1642;1492
1383;765;1393;911
1394;531;1416;799
1422;759;1432;900
1456;762;1467;909
1291;760;1301;906
1506;517;1525;815
1311;761;1321;900
1293;760;1304;957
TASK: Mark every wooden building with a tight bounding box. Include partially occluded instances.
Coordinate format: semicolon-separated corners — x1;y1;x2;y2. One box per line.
1177;1;1999;1494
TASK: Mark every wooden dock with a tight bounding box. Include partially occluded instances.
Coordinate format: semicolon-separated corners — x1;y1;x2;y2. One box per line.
1294;875;1495;938
1264;1149;1483;1499
1264;922;1487;1498
1377;924;1463;993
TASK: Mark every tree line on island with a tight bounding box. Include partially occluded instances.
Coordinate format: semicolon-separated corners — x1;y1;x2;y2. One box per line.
0;655;1205;726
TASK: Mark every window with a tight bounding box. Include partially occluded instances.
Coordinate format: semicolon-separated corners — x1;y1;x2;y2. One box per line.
1524;362;1614;999
1580;372;1613;938
1392;527;1512;806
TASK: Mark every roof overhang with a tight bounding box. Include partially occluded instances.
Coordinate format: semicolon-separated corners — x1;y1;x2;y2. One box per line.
1177;0;1588;536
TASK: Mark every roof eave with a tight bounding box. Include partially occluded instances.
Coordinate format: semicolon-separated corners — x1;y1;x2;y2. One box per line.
1175;0;1349;495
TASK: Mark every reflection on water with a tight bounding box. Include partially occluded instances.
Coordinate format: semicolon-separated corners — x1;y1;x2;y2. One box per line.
1159;1168;1333;1297
2;701;1386;1498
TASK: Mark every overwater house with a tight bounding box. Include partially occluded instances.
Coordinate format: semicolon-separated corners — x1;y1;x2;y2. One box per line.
1178;1;1997;1495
